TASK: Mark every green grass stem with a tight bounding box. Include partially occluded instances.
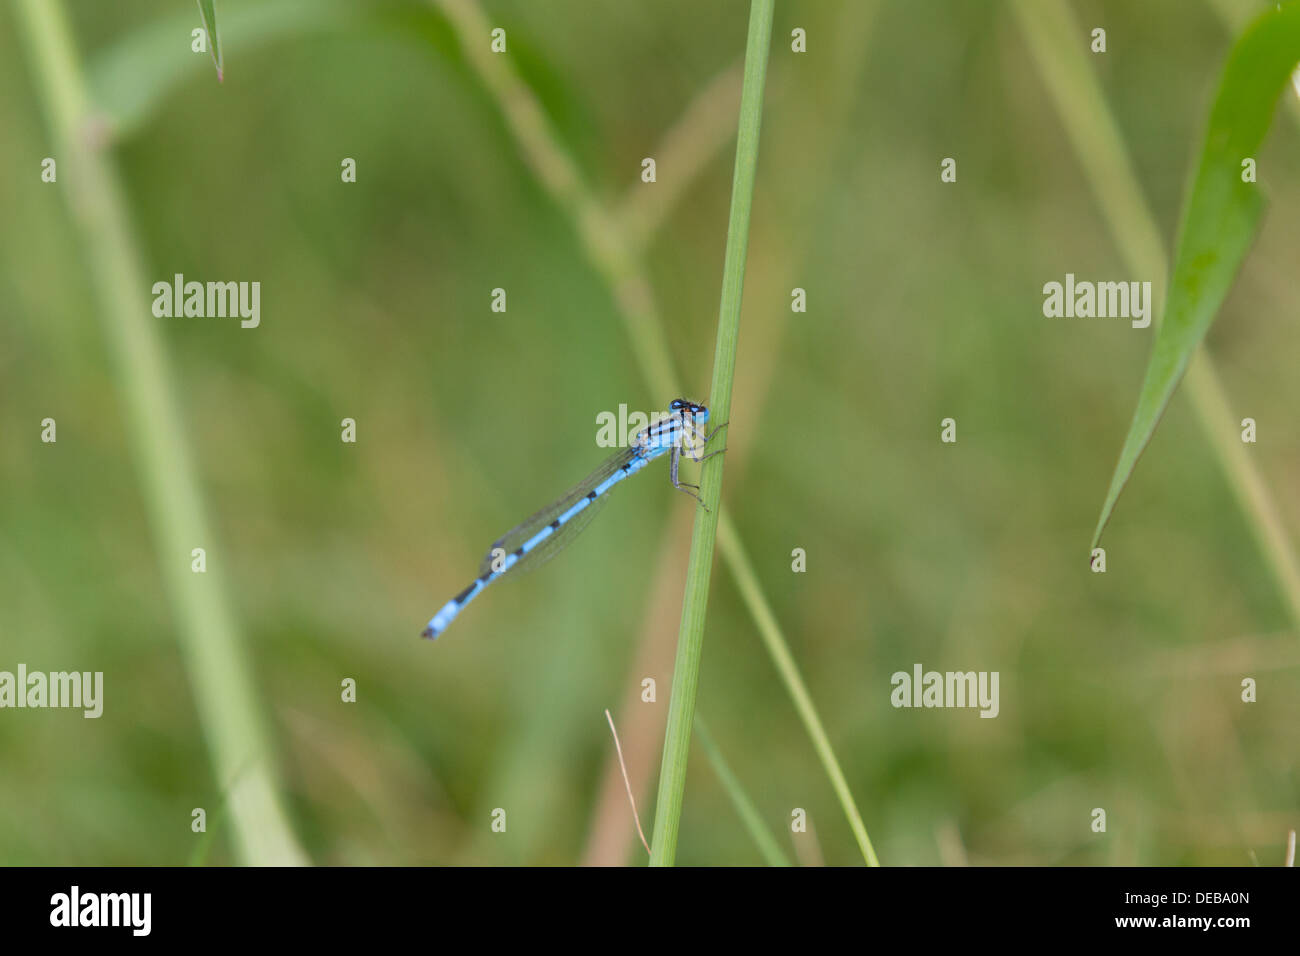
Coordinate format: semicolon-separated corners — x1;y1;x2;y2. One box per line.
429;0;876;865
14;0;305;866
648;0;773;866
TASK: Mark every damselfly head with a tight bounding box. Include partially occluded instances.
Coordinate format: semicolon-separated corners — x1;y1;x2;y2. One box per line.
669;398;709;424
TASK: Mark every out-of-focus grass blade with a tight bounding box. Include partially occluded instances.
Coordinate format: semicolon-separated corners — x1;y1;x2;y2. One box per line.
89;0;385;140
1093;5;1300;549
13;0;307;865
694;717;791;866
187;800;228;866
195;0;223;82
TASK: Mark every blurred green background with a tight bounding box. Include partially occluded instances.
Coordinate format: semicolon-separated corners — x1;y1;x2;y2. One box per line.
1;0;1297;865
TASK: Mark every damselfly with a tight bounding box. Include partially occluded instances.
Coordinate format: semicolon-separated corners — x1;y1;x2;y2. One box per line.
422;398;724;639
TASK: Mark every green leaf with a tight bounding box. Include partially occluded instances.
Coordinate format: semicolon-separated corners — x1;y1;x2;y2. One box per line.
1093;5;1300;549
195;0;223;81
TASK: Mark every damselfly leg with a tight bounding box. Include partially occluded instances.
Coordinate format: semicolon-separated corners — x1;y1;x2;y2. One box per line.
670;421;729;511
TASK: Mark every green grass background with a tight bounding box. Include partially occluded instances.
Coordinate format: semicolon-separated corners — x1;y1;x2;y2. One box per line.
1;0;1297;864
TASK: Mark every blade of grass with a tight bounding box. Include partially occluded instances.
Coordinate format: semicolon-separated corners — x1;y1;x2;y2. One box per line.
1085;5;1300;547
429;0;877;864
616;61;744;250
693;716;791;866
14;0;305;866
1012;0;1300;626
1208;0;1300;116
717;514;880;865
604;709;651;856
89;0;369;141
188;794;231;866
648;0;773;867
578;508;691;865
195;0;224;81
428;0;679;396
